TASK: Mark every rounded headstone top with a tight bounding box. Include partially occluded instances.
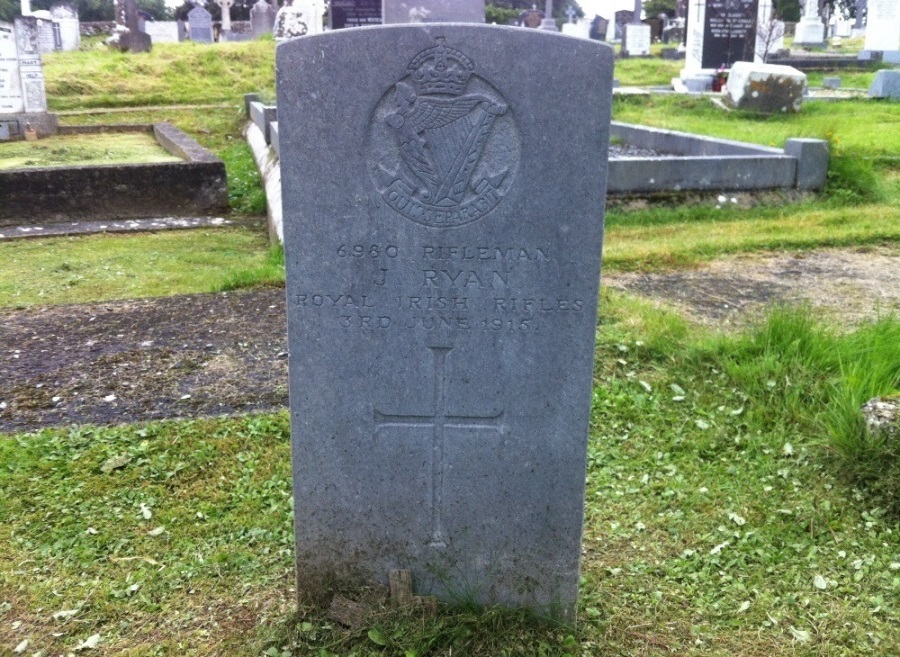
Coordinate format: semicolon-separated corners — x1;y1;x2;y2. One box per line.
273;1;309;40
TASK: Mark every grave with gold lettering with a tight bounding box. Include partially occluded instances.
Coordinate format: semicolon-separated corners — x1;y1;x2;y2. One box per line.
277;24;613;619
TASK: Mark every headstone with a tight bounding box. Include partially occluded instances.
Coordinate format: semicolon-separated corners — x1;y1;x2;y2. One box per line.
613;11;633;40
755;0;784;62
276;25;612;619
561;20;591;39
108;0;152;53
19;15;59;54
0;22;24;114
1;19;55;140
383;0;485;24
684;0;759;71
50;1;80;51
12;18;46;113
518;8;544;28
794;0;824;45
273;0;324;40
864;0;900;54
869;69;900;99
589;15;609;41
215;0;235;34
725;61;806;112
188;6;214;43
19;0;31;16
144;20;181;42
250;0;277;35
330;0;381;28
623;23;651;55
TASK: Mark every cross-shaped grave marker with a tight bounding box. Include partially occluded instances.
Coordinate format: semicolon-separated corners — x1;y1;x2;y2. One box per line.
374;346;504;549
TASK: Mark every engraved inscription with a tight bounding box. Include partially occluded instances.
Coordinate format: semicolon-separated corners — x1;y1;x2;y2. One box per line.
374;346;504;548
368;37;520;228
292;242;583;331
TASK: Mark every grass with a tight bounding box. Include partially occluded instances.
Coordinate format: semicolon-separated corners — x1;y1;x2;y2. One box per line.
0;228;278;308
42;41;276;110
2;299;900;655
612;95;900;158
3;37;899;656
0;133;179;170
54;107;267;217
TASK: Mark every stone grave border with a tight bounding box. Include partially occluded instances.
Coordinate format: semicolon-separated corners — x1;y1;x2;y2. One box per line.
0;122;228;225
241;93;828;243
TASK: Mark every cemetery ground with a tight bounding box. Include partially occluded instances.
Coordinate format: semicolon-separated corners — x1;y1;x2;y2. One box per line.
1;42;899;656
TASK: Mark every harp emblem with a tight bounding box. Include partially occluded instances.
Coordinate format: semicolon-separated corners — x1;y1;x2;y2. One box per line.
370;38;519;228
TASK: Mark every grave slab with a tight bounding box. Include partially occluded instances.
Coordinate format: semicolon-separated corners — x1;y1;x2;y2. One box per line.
277;24;613;619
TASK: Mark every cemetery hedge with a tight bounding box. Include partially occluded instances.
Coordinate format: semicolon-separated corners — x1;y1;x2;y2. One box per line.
1;38;898;656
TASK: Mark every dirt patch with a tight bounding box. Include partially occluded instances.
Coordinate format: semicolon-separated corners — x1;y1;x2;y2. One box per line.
0;287;288;434
2;246;897;434
605;245;900;327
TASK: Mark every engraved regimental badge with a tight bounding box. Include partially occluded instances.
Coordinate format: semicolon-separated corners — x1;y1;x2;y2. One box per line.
369;37;520;228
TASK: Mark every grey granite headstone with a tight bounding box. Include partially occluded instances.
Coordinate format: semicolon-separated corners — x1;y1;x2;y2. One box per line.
250;0;276;36
869;69;900;99
383;0;484;24
277;25;612;619
188;6;214;43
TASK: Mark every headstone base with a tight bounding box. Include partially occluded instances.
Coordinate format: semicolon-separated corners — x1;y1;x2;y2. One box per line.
0;112;59;141
725;61;806;113
869;69;900;99
674;69;715;93
793;17;824;45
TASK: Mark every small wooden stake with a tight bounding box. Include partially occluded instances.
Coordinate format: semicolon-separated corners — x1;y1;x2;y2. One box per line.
389;569;414;606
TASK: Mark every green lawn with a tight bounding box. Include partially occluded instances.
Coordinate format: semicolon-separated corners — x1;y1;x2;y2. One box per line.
0;132;179;170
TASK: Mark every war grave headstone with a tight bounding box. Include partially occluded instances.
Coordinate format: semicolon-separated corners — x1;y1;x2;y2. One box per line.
251;0;276;35
678;0;760;91
794;0;824;45
49;2;80;51
329;0;381;29
277;25;613;619
383;0;485;24
864;0;900;62
188;6;214;42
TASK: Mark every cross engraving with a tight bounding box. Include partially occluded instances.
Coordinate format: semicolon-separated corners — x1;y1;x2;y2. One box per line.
374;346;504;549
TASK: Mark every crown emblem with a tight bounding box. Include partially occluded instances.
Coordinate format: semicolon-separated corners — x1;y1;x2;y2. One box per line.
407;37;474;96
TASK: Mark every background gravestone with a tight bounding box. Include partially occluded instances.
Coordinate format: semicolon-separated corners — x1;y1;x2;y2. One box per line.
0;21;24;115
277;24;613;618
49;1;80;51
250;0;276;36
613;10;633;40
329;0;381;29
864;0;900;60
188;6;214;42
383;0;485;24
144;20;181;42
13;17;47;112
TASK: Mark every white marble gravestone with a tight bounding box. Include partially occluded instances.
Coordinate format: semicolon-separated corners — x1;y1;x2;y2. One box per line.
50;1;80;51
864;0;900;56
277;24;613;619
794;0;824;45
